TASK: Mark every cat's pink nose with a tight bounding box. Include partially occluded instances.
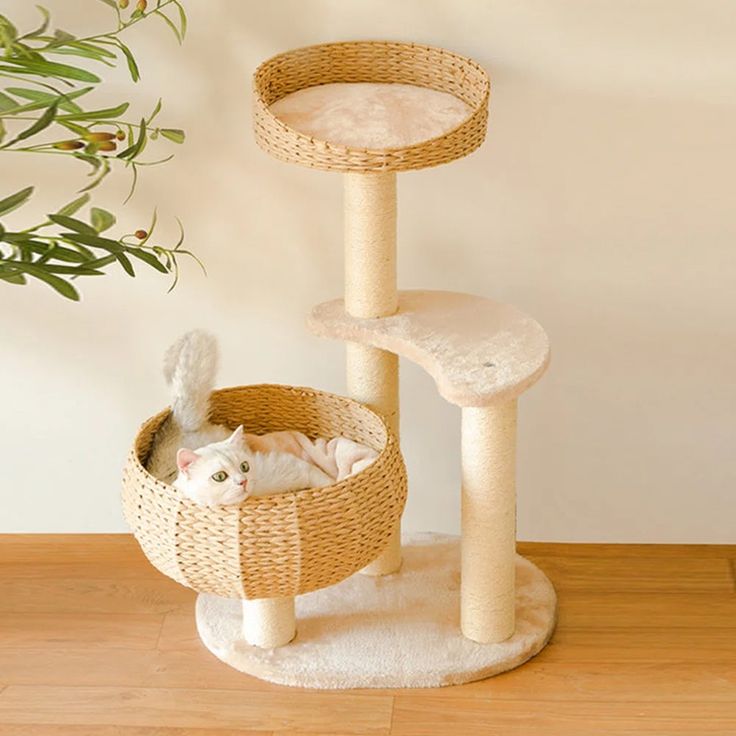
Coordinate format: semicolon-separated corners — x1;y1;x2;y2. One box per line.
240;479;248;487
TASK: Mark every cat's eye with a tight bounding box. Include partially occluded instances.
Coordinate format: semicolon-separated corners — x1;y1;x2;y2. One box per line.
211;471;228;483
240;461;250;473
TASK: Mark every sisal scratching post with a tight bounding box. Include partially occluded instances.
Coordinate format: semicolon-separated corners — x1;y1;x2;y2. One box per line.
344;171;401;575
242;596;296;648
461;400;517;643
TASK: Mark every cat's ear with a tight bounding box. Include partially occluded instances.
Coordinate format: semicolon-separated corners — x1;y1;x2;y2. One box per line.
228;425;245;446
176;448;199;474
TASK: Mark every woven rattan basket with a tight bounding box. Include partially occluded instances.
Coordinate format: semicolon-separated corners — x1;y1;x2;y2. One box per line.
122;384;407;600
253;40;490;172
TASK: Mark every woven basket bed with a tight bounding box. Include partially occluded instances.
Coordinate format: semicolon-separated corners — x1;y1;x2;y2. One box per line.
253;40;490;172
122;384;407;600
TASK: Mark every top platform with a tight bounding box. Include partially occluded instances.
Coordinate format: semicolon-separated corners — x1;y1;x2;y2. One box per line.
253;41;490;173
308;290;550;407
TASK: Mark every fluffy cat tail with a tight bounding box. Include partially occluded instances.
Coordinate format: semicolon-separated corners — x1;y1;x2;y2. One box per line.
163;330;218;432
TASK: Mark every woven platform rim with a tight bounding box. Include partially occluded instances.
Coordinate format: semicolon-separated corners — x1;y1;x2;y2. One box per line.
122;383;408;599
128;384;398;508
252;40;490;172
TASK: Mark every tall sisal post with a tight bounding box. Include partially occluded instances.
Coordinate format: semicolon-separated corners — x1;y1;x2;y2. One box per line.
344;171;401;575
242;596;296;648
460;400;517;643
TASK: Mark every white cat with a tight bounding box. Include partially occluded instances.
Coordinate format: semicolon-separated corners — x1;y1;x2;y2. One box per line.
173;424;333;506
146;330;375;507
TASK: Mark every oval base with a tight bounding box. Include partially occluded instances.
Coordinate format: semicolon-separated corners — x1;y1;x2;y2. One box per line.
196;533;557;689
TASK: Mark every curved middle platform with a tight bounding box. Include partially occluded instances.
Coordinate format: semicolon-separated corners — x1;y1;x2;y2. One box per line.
308;289;550;407
196;533;557;689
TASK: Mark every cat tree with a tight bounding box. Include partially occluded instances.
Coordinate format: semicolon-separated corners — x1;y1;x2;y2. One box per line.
251;39;555;673
123;40;557;689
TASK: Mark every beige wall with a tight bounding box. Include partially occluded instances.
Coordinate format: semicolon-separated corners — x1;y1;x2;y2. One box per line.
2;0;733;540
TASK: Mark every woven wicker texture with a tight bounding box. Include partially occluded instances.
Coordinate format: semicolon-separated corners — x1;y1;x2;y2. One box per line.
253;41;490;172
122;385;407;600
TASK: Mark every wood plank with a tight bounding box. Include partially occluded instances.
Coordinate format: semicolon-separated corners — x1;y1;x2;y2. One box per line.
390;696;736;736
0;613;163;650
0;534;160;580
0;686;393;734
386;662;736;702
518;542;736;558
0;648;272;691
534;627;736;664
0;534;139;565
157;611;201;652
1;578;193;615
526;555;732;593
0;728;271;736
559;592;736;629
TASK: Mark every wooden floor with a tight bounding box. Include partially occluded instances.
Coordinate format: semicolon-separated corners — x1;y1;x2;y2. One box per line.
1;536;735;735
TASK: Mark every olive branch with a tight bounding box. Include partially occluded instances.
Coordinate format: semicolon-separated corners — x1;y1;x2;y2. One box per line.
0;0;201;301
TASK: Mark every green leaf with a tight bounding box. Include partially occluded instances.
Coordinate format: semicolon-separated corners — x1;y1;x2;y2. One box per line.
117;40;140;82
1;234;48;247
173;1;187;40
159;128;185;144
47;40;118;62
115;252;135;276
13;239;88;262
4;86;92;115
123;161;138;203
57;102;129;121
81;254;116;270
56;193;90;217
0;269;27;285
71;152;102;173
32;263;103;275
47;214;97;236
126;247;168;273
59;120;89;136
0;58;101;83
51;29;76;46
20;6;51;40
117;118;146;160
90;207;116;233
14;263;80;300
96;0;119;9
0;14;19;44
2;100;58;146
154;9;181;43
59;232;123;252
0;118;5;145
78;157;111;192
60;239;94;259
0;186;33;216
0;91;18;112
147;97;162;125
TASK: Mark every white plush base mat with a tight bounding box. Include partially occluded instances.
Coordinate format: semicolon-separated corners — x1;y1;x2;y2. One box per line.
196;533;557;689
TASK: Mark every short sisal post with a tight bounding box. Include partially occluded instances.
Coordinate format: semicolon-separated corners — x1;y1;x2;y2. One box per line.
242;596;295;648
461;400;517;643
344;171;401;575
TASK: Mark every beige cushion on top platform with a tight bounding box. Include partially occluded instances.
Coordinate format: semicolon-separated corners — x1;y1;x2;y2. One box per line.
270;82;472;150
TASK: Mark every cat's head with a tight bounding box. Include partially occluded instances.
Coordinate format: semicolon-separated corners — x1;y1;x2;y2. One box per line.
173;425;252;507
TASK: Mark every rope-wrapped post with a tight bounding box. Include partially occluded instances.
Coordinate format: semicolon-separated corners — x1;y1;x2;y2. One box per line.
460;400;517;643
344;171;401;575
242;596;296;648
